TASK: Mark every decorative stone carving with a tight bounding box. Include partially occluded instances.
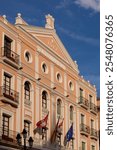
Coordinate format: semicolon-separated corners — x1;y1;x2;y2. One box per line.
15;13;28;25
45;14;55;29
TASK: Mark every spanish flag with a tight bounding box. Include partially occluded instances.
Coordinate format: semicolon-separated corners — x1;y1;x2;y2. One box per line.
36;111;49;128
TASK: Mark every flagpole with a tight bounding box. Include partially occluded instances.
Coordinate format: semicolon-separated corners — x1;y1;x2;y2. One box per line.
50;116;60;143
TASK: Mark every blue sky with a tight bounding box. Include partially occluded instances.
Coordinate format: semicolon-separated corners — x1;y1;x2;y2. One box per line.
0;0;100;96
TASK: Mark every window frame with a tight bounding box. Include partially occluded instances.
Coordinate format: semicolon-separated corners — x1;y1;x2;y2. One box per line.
82;141;86;150
24;81;30;101
2;113;10;137
42;91;48;109
70;105;74;121
81;114;85;124
57;99;62;116
80;88;83;97
4;72;12;94
91;145;95;150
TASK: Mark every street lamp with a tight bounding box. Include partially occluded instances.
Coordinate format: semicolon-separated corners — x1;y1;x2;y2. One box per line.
16;128;34;150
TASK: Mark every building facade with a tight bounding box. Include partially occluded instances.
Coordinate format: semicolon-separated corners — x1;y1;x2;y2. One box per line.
0;14;99;150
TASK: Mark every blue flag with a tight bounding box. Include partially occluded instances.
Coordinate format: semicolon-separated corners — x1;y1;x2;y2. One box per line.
66;123;73;142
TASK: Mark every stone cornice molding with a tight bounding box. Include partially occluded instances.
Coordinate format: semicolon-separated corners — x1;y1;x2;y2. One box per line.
78;79;96;95
0;20;18;37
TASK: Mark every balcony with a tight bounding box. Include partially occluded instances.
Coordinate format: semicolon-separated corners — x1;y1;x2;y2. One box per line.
0;86;19;107
1;47;20;69
90;102;98;115
78;96;89;109
0;127;18;147
90;128;98;140
80;123;90;136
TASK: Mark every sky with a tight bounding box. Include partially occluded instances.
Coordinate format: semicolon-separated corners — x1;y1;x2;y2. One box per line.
0;0;100;96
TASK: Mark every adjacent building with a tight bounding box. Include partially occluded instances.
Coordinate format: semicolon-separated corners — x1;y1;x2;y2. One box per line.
0;14;99;150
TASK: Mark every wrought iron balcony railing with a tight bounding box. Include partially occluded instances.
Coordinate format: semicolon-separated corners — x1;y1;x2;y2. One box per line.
1;47;20;66
78;96;89;109
0;86;19;107
90;102;98;114
80;123;90;136
90;128;98;139
0;127;18;144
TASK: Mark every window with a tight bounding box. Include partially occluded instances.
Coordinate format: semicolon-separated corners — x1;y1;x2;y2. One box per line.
56;73;62;83
70;106;73;121
82;141;86;150
69;81;74;91
24;81;30;101
81;114;84;124
42;91;48;109
24;120;30;136
89;95;92;103
91;119;94;129
2;114;10;137
42;63;48;73
4;35;12;58
4;35;12;50
80;88;83;97
91;145;95;150
25;51;32;63
25;52;30;62
57;99;62;116
4;73;11;94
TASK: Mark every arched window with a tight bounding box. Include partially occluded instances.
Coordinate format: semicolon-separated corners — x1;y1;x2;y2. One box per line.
70;106;74;121
24;81;30;101
42;91;48;109
57;99;62;116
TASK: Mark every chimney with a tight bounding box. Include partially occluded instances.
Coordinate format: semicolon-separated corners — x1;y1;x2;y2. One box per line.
15;13;28;25
45;14;55;29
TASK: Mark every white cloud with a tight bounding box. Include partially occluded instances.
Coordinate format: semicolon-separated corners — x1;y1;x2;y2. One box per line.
74;0;100;12
58;26;99;46
56;0;71;9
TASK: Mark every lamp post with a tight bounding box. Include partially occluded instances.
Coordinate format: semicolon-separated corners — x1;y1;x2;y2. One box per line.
16;128;34;150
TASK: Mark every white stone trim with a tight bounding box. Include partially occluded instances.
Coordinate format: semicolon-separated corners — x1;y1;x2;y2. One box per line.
0;21;18;37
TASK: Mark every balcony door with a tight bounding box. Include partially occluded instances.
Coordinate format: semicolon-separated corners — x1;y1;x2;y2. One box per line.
81;114;84;124
4;73;11;96
91;119;94;129
2;114;10;137
80;88;83;102
82;141;86;150
4;35;12;58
